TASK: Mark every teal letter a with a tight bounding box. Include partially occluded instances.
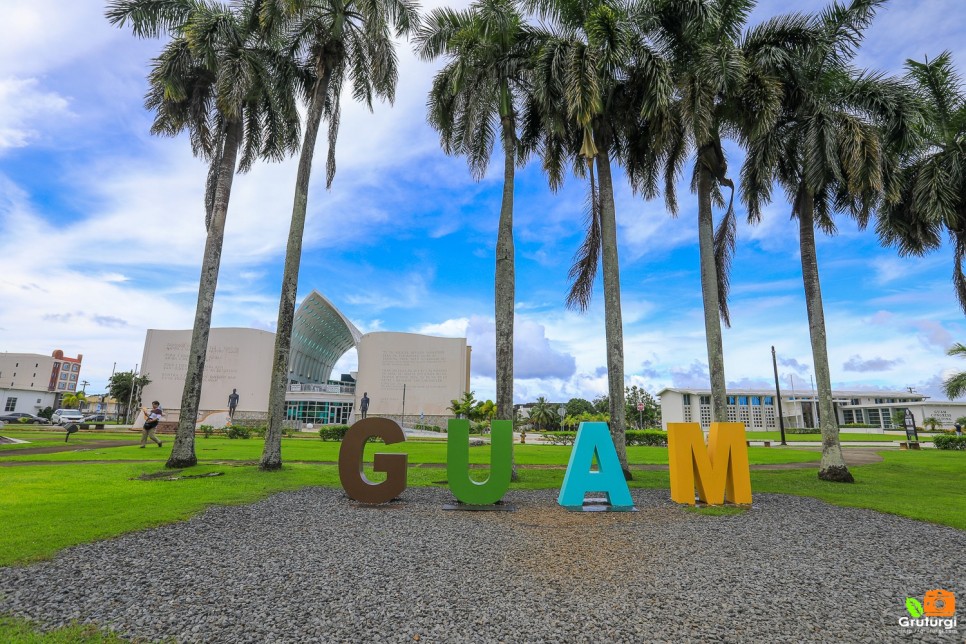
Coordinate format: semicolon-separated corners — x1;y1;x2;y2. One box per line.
558;422;633;508
447;419;512;505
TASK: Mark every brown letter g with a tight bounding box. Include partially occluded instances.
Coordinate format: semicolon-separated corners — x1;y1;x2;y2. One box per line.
338;417;407;503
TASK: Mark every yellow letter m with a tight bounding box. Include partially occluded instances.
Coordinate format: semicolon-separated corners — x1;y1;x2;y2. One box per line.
667;422;752;505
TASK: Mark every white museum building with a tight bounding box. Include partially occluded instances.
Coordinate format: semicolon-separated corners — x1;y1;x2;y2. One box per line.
658;387;966;432
139;291;470;428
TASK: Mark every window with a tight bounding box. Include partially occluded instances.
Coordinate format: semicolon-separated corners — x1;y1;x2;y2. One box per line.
738;396;748;405
69;374;77;381
764;396;774;405
4;398;16;411
751;396;761;405
58;383;66;390
700;396;711;405
682;394;691;405
72;364;80;372
727;396;736;405
61;373;68;380
851;399;860;405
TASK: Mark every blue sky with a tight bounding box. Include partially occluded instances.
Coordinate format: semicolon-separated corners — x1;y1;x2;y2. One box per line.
1;0;965;404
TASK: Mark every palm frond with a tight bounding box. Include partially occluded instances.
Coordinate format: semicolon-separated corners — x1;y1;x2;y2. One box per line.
566;162;602;312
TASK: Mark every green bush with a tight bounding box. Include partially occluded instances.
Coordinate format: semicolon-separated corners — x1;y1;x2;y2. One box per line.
625;430;668;446
319;425;351;441
840;423;875;429
251;425;267;438
225;425;253;440
934;435;966;450
200;425;214;438
542;431;577;445
413;423;443;432
787;427;817;434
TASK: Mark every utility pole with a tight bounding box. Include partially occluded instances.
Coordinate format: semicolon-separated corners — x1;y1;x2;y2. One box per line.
401;383;406;428
772;347;787;445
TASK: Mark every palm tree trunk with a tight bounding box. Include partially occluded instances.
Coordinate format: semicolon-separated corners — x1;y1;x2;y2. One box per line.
496;118;518;481
167;119;242;469
698;158;728;423
799;190;854;483
260;59;334;470
595;144;631;480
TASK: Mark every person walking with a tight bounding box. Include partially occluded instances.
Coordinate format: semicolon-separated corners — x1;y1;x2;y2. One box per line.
141;401;164;448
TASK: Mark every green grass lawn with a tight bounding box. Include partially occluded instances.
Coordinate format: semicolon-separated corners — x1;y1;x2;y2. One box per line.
0;435;821;465
746;431;933;442
0;430;140;451
1;442;962;568
0;616;130;643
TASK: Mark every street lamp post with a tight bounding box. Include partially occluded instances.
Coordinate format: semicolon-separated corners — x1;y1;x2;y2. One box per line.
771;346;787;446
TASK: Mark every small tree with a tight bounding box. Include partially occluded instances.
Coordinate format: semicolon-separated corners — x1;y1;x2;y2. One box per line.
625;386;660;429
922;417;941;431
108;371;151;423
448;391;478;418
565;398;594;417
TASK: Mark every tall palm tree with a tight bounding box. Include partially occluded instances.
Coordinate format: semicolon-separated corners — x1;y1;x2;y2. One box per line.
108;0;300;468
522;0;674;479
943;343;966;399
257;0;420;470
742;0;916;482
877;52;966;314
655;0;813;424
415;0;536;478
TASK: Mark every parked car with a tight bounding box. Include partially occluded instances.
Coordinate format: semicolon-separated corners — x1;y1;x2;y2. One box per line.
52;409;85;424
0;412;51;425
83;413;107;422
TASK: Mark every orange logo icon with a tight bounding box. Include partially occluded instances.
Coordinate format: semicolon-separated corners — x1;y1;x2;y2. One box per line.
923;589;956;618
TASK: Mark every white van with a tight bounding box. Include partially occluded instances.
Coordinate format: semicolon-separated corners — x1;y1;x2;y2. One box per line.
52;409;85;424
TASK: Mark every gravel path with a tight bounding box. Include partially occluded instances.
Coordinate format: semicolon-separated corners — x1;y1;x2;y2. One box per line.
1;488;963;643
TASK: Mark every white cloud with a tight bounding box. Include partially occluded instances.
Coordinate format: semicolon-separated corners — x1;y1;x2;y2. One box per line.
0;78;70;151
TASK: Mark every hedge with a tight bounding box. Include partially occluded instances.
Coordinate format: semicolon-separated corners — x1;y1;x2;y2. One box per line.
934;435;966;450
541;430;667;447
318;425;351;441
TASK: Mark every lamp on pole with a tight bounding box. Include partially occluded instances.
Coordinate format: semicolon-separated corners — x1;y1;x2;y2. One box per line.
771;346;787;446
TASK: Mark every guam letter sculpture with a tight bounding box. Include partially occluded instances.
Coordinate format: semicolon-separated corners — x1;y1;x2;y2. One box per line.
338;417;408;503
447;419;512;505
558;422;634;509
667;422;751;505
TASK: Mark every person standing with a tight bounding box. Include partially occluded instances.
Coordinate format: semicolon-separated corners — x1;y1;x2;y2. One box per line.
956;422;963;437
228;389;240;420
360;392;370;420
141;401;164;448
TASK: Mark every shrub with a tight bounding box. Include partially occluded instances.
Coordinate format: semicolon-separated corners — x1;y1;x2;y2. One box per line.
225;425;253;440
934;435;966;450
840;423;874;429
542;431;577;445
319;425;351;441
788;427;818;434
413;423;443;432
251;425;267;438
200;425;214;438
624;430;667;447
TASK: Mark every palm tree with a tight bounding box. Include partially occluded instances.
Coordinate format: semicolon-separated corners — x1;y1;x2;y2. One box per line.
742;0;915;482
109;0;300;468
877;52;966;314
257;0;420;471
415;0;535;478
527;396;554;430
448;391;478;418
522;0;674;479
943;343;966;399
654;0;814;426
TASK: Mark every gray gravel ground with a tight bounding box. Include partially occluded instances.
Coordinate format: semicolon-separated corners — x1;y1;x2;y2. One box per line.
1;487;964;643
